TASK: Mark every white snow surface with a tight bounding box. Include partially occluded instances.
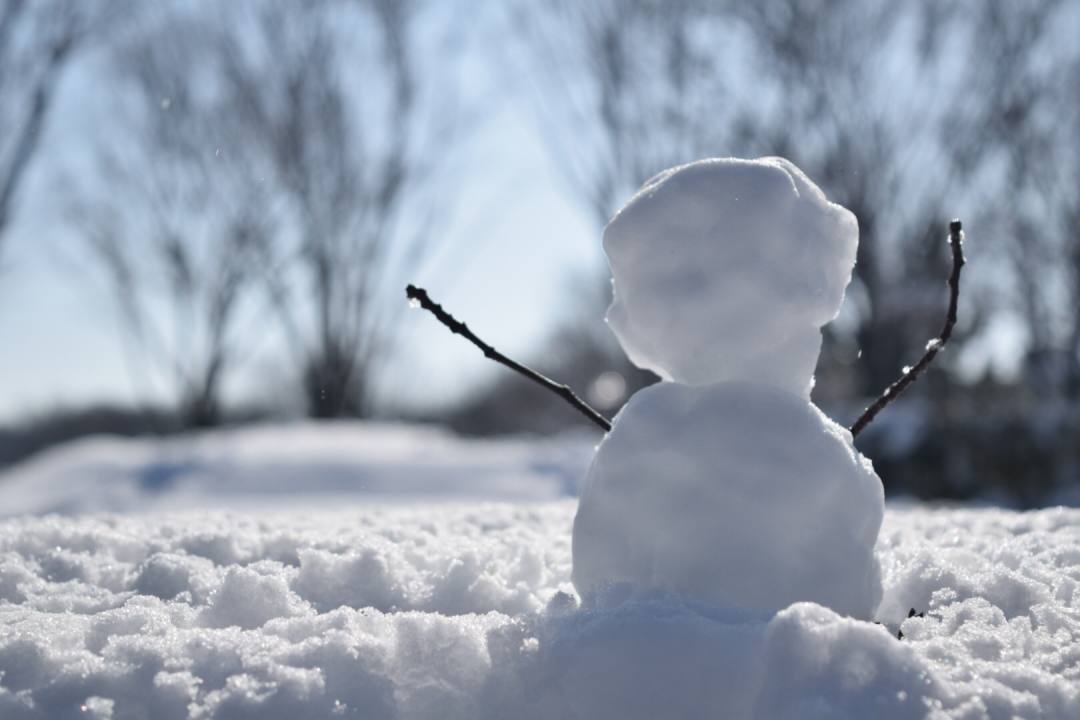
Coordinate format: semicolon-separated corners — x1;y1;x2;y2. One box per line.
0;425;1077;718
603;156;858;396
0;422;594;516
0;499;1078;719
572;381;884;619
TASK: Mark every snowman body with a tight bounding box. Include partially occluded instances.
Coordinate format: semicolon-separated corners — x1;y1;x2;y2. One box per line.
571;157;884;619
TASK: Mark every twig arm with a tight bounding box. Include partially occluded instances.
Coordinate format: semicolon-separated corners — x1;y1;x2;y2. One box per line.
405;284;613;432
850;219;966;438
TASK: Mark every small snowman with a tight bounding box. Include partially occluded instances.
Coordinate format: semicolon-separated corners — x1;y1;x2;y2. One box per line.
572;157;884;619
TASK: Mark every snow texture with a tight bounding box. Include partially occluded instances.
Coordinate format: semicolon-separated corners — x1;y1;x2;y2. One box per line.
572;381;884;618
603;156;858;395
0;501;1078;719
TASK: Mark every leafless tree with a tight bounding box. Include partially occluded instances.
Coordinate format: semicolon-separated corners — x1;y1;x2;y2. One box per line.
214;0;449;418
491;0;742;422
0;0;123;255
70;4;276;428
71;0;452;422
516;0;979;412
716;0;982;404
512;0;735;228
947;0;1080;398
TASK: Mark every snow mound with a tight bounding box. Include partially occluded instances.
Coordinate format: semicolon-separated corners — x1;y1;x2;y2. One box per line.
1;502;1078;719
603;156;858;395
573;381;884;618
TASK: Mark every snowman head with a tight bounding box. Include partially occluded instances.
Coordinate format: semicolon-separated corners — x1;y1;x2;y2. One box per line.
603;157;858;397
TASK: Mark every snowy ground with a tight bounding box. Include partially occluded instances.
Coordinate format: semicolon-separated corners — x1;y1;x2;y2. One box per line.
0;423;595;516
0;424;1078;719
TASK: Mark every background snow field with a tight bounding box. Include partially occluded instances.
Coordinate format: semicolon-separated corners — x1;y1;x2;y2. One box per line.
0;501;1077;719
0;423;595;517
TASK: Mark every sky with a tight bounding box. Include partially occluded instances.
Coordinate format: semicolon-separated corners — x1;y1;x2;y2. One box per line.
0;11;605;423
0;1;1034;426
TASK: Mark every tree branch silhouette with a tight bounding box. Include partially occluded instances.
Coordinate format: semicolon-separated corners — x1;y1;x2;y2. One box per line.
405;284;612;432
407;218;964;438
850;219;966;438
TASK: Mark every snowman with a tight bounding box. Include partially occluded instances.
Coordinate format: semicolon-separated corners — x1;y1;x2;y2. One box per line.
571;157;884;620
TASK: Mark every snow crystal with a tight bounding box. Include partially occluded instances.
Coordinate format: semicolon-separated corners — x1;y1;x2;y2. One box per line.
603;156;858;395
0;503;1076;719
573;381;883;618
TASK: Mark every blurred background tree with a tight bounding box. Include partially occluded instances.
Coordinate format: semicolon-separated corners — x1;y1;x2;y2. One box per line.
0;0;123;258
63;0;453;425
1;0;1079;506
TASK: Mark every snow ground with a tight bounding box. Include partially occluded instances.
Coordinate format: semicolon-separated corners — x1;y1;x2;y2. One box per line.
0;422;595;516
0;425;1078;719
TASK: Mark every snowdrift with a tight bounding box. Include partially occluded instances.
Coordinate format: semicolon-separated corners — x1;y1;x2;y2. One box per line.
0;425;1077;718
0;422;595;516
0;502;1077;719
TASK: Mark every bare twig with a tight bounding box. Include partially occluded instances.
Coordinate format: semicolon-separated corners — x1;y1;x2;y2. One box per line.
405;284;613;432
851;219;966;438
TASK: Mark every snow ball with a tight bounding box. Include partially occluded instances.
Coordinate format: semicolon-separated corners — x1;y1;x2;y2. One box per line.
0;635;55;692
293;548;408;612
134;551;217;602
201;566;313;629
80;696;114;719
0;552;38;602
573;381;883;619
179;530;249;566
201;668;327;719
603;157;858;395
540;596;767;720
85;602;166;654
754;603;941;720
427;552;537;616
501;596;942;720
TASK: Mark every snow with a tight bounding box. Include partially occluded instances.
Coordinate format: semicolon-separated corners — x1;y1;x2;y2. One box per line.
0;422;595;516
572;381;883;618
0;148;1069;716
0;492;1077;719
575;156;882;620
603;157;858;395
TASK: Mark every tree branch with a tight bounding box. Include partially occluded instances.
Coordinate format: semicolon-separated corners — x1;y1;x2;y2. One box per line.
0;31;74;241
850;219;966;438
405;284;613;432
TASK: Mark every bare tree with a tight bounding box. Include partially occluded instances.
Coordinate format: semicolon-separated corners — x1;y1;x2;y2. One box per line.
71;0;452;422
516;0;979;410
947;0;1080;399
724;0;983;405
214;0;448;418
0;0;122;254
70;4;276;428
512;0;735;228
488;0;741;425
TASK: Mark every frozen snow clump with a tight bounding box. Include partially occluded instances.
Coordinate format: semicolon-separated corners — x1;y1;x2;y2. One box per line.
572;382;883;618
604;156;858;395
